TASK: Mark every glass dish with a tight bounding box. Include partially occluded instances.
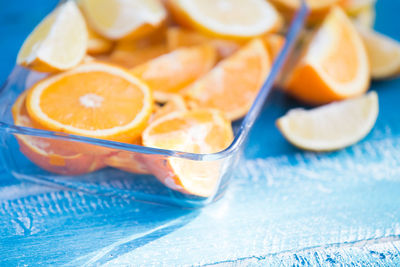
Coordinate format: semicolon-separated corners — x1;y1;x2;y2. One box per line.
0;4;308;208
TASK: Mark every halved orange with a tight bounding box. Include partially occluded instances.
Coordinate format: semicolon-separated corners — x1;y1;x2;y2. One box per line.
167;0;282;40
26;62;153;143
17;1;87;72
12;92;105;175
80;0;167;40
184;38;271;121
167;27;242;59
284;7;370;105
131;44;217;102
142;109;234;197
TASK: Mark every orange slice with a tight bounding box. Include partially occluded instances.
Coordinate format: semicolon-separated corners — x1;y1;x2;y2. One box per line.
277;91;378;151
358;28;400;79
151;95;188;122
87;26;114;55
80;0;167;40
12;92;105;175
131;44;217;102
26;62;153;143
284;7;370;105
17;1;87;72
184;38;271;121
142;109;234;197
167;27;242;58
167;0;282;40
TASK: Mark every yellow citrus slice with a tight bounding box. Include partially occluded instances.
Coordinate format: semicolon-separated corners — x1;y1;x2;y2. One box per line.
358;28;400;79
26;62;153;143
277;91;379;152
167;0;282;39
131;44;217;102
12;92;105;175
17;1;87;72
284;7;370;105
167;27;242;58
87;26;114;55
80;0;167;40
184;38;271;121
142;109;234;197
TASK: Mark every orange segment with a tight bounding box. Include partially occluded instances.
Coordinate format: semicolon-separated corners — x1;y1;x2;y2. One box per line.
80;0;167;40
142;109;233;197
167;0;282;40
26;62;153;143
17;1;87;72
151;95;188;122
131;44;217;102
284;7;370;105
12;93;105;175
184;38;271;121
167;27;242;58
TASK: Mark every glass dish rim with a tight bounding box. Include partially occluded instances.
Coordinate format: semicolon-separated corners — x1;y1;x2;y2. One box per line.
0;3;308;162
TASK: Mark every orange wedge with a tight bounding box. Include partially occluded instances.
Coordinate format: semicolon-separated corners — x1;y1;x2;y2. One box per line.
12;92;105;175
151;95;188;122
167;27;242;58
17;1;87;72
167;0;282;40
80;0;167;40
26;62;153;143
87;26;113;55
131;44;217;102
142;109;233;197
184;38;271;121
284;7;370;105
358;28;400;79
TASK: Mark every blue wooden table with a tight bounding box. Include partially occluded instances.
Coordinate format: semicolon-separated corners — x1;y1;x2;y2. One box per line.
1;0;400;265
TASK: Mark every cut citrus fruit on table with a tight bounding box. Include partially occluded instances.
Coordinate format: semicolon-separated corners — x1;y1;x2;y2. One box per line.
358;28;400;79
12;92;105;175
284;7;370;105
17;1;87;72
151;95;188;122
276;91;379;152
167;27;241;59
87;26;114;55
79;0;167;40
167;0;282;39
131;44;217;102
142;109;234;197
184;38;271;121
26;62;153;143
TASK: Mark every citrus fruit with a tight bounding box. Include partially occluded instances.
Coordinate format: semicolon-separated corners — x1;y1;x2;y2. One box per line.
284;7;370;105
277;91;378;152
358;28;400;79
184;38;271;121
87;26;114;55
12;92;105;175
151;95;188;122
167;0;282;39
167;27;241;58
142;109;234;197
17;1;87;72
79;0;167;40
26;62;153;143
131;44;217;102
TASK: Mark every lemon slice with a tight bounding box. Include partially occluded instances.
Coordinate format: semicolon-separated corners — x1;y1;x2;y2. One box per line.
167;0;282;39
358;28;400;79
80;0;167;40
277;91;379;152
17;1;87;72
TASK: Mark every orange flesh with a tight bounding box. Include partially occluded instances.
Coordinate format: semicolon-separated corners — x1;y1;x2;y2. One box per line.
39;71;145;131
